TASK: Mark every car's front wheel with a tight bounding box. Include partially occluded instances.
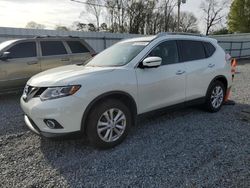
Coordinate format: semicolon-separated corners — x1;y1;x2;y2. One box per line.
205;81;225;112
86;99;132;149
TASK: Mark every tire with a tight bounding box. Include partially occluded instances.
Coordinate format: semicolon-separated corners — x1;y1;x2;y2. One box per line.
86;99;132;149
204;81;226;113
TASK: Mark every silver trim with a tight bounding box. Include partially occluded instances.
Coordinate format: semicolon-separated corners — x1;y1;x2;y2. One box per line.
24;115;40;135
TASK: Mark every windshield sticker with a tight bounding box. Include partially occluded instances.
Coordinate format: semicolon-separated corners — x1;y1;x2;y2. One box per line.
132;42;149;46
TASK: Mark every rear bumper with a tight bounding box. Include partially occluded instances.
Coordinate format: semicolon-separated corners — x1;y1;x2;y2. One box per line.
24;115;81;138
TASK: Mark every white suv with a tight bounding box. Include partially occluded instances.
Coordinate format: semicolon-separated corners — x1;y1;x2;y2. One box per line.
20;33;232;148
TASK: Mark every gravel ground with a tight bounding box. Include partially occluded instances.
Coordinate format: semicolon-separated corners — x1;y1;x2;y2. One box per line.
1;62;250;188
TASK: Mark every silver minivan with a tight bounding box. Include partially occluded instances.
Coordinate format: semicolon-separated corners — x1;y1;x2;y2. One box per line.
0;36;95;93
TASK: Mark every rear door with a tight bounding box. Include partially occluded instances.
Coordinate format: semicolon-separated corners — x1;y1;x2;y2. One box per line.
39;40;71;71
65;40;92;64
0;41;40;90
177;40;216;101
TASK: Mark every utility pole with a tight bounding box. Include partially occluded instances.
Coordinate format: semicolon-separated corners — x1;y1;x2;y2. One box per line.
177;0;186;32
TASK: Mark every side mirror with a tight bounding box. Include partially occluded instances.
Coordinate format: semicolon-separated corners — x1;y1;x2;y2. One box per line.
141;56;162;68
0;52;10;61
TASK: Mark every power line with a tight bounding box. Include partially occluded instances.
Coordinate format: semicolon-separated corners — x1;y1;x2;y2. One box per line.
70;0;172;10
71;0;112;8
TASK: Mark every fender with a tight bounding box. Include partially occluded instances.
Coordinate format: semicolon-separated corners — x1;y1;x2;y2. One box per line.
205;75;228;97
80;90;137;132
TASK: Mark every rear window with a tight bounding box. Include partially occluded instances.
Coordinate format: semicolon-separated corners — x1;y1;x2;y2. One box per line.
203;42;216;57
7;42;37;59
40;41;67;56
67;41;90;53
178;40;206;62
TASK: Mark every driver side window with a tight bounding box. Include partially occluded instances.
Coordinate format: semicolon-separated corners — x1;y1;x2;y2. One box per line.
148;40;179;65
7;42;37;59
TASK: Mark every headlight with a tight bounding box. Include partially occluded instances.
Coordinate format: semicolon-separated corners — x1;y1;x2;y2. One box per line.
40;85;81;101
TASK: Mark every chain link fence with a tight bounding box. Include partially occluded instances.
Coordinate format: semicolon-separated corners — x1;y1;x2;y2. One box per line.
1;27;250;59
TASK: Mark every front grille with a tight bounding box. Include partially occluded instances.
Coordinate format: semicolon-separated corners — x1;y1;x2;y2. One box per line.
34;87;47;97
23;85;47;102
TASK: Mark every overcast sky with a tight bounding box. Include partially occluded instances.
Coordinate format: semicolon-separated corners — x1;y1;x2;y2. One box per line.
0;0;230;33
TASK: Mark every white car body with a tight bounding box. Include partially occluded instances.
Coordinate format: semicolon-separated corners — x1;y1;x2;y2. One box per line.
20;34;232;139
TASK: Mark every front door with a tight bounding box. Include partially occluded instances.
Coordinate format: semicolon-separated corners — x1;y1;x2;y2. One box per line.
136;40;186;113
0;41;40;91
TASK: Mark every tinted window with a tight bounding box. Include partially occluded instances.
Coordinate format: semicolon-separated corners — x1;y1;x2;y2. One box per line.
178;40;206;62
67;41;89;53
204;42;216;57
8;42;36;59
41;41;67;56
148;40;179;65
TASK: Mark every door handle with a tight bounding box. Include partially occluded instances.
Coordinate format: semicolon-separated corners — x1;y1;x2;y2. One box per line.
27;61;38;65
176;70;186;75
61;58;70;62
208;63;215;68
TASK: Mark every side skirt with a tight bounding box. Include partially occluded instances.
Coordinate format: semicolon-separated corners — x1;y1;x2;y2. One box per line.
137;97;206;119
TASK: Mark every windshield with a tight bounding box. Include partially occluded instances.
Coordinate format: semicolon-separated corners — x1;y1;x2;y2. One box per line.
0;40;17;51
86;41;149;67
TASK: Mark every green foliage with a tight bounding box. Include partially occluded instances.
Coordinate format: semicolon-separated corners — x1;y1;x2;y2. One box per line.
212;28;231;35
228;0;250;33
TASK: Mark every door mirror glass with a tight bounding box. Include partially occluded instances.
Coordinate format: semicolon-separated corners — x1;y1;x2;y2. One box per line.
0;51;10;61
142;56;162;68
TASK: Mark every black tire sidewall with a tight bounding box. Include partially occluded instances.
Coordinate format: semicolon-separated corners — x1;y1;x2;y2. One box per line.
86;99;132;149
205;81;226;112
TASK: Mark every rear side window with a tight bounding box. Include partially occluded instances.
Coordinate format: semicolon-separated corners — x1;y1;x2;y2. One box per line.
41;41;67;56
8;42;36;59
203;42;216;57
67;41;90;53
148;40;179;65
178;40;206;62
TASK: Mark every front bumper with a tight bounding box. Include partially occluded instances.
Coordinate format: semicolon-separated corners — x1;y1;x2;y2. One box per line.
20;95;88;136
24;115;81;138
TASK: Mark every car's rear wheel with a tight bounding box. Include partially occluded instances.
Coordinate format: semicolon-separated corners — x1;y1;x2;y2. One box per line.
205;81;225;112
86;99;132;149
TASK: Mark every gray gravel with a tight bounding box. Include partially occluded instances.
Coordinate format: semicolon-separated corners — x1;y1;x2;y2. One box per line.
1;62;250;188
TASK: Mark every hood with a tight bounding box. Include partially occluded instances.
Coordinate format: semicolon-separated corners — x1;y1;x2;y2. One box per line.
28;65;114;87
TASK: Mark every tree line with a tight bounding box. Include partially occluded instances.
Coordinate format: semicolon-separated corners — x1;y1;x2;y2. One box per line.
73;0;199;34
25;0;250;35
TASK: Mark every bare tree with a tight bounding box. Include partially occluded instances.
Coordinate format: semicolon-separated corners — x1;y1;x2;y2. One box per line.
105;0;127;33
84;0;102;31
201;0;226;35
126;0;156;34
26;21;45;29
179;12;198;32
55;25;70;31
163;0;177;32
72;21;88;31
71;0;200;34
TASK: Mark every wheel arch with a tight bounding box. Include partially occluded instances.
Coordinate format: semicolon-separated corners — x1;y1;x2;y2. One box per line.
206;75;228;96
81;91;138;133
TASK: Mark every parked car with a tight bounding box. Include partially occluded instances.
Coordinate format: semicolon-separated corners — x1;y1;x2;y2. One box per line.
20;33;232;149
0;36;95;93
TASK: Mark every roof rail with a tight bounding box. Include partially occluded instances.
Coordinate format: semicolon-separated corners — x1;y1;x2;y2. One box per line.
34;35;80;39
156;32;206;38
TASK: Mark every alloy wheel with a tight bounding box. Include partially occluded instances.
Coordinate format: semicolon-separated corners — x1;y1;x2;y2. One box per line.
211;86;224;109
97;108;126;142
